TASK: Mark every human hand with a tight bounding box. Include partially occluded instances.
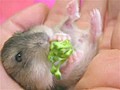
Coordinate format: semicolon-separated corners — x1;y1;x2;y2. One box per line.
75;0;120;89
0;0;120;90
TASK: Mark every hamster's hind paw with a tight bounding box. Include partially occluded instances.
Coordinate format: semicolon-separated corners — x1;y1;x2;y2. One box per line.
66;0;80;22
90;9;102;41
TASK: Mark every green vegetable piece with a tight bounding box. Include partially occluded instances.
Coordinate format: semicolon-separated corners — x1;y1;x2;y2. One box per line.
48;40;74;79
54;69;61;80
50;65;57;74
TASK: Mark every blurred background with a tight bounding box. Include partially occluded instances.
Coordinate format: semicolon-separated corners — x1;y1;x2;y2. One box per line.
0;0;55;24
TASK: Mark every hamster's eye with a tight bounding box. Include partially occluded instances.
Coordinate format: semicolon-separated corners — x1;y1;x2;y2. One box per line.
15;52;22;62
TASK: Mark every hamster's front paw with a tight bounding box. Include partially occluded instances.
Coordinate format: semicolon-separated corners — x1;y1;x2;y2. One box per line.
67;50;83;64
61;50;83;77
50;33;71;41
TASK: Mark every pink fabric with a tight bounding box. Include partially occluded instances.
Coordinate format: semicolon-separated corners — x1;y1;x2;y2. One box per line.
35;0;55;7
0;0;55;24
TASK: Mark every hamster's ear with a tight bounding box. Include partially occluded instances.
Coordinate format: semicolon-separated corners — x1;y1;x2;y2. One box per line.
90;9;102;42
13;32;23;37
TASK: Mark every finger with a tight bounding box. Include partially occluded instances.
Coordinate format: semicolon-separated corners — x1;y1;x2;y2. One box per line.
0;61;23;89
100;0;120;49
99;21;115;49
44;0;71;27
0;3;49;49
111;13;120;49
1;3;49;34
76;0;107;29
108;0;120;21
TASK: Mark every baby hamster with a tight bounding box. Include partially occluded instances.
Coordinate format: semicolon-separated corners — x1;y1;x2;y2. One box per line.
1;0;102;90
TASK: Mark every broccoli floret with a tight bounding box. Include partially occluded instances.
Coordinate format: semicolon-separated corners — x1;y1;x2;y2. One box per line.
48;40;74;79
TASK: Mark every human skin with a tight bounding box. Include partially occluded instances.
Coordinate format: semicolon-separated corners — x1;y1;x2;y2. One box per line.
0;0;120;90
